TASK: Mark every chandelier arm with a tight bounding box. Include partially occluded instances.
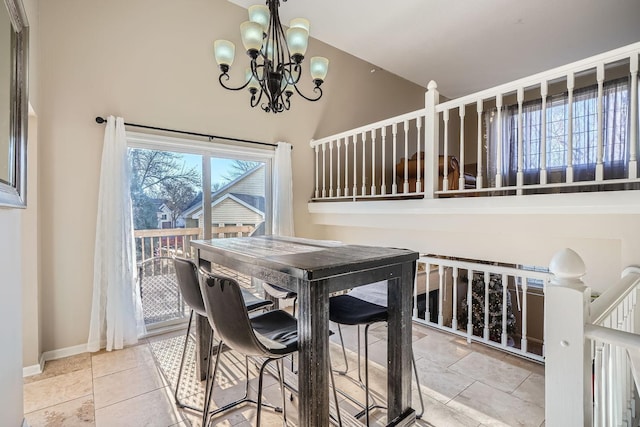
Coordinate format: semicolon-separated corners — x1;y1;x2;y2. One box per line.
251;89;264;108
294;84;323;102
218;73;251;91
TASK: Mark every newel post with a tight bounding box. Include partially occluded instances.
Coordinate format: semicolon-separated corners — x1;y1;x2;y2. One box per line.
424;80;439;199
545;248;592;426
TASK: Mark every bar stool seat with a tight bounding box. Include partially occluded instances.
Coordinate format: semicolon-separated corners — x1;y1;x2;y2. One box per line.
329;285;425;425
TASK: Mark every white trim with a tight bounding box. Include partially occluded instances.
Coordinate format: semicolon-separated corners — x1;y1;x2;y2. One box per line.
42;343;92;362
22;353;45;377
23;343;92;378
22;418;31;427
126;131;275;161
308;190;640;216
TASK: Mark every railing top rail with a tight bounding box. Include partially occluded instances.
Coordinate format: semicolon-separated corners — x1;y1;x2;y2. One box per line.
418;256;551;282
133;227;201;238
591;266;640;325
585;323;640;351
436;41;640;112
310;108;426;148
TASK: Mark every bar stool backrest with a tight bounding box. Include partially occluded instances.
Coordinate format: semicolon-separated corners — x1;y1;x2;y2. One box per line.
173;257;206;316
199;271;272;358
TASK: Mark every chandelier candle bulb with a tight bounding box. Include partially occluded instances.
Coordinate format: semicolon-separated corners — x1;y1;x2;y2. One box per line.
214;40;235;69
286;27;309;59
240;21;263;53
310;57;329;82
289;17;310;32
248;4;270;32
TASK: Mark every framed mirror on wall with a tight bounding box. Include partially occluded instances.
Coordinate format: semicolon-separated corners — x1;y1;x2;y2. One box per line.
0;0;27;208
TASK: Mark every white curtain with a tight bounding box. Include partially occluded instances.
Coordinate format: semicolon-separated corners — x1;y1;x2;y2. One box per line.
88;116;145;352
485;77;633;186
272;141;294;236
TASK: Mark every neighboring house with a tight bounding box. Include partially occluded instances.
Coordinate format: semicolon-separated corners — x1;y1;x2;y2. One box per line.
156;202;186;229
180;164;266;236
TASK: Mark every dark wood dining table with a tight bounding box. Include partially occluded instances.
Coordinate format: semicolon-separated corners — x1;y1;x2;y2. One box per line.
191;235;418;426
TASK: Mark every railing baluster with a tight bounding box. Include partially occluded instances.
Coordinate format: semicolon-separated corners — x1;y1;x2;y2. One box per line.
630;54;638;179
459;105;466;191
443;109;450;191
540;81;548;185
352;134;357;198
425;262;431;323
466;269;473;342
594;341;604;426
452;267;458;331
438;264;444;326
370;129;377;196
321;143;326;198
344;137;349;197
361;131;367;196
336;139;341;197
483;271;490;341
381;126;387;195
501;273;508;346
521;276;528;353
314;145;319;199
403;120;410;193
416;117;422;193
516;88;524;194
329;140;334;198
496;94;503;188
392;123;398;194
596;63;605;181
567;73;575;183
476;100;483;189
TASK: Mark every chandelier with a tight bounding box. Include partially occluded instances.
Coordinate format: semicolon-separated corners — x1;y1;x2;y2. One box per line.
213;0;329;114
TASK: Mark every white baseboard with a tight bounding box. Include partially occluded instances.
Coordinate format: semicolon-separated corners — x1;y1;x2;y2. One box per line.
23;343;89;378
42;343;89;362
22;353;44;377
22;418;31;427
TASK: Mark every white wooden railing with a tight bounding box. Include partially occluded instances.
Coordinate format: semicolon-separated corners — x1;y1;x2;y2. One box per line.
414;256;549;362
310;41;640;201
545;248;640;426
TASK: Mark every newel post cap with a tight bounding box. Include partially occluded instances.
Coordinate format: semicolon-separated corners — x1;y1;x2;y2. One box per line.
549;248;586;288
427;80;438;91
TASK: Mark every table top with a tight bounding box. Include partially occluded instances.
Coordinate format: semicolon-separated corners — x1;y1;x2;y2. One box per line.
191;235;418;281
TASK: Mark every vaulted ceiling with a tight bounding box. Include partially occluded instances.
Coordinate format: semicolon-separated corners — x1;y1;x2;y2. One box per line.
230;0;640;98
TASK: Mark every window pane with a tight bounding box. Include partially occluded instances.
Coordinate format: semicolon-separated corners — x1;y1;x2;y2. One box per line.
209;157;267;239
129;147;203;328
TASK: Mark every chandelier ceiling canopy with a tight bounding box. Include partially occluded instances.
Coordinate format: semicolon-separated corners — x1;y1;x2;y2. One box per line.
214;0;329;114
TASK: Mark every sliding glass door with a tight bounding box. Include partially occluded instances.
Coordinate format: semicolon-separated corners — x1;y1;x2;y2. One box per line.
128;134;273;330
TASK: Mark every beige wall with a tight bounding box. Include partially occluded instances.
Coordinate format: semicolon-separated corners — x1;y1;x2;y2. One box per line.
35;0;424;353
313;211;640;294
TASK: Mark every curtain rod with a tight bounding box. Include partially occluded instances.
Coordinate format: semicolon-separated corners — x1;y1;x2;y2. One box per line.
94;116;281;149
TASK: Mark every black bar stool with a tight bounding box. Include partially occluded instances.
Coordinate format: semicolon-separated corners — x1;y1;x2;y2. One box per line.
329;282;425;425
172;257;272;413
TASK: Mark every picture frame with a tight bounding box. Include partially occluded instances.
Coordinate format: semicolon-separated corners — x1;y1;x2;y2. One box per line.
0;0;28;208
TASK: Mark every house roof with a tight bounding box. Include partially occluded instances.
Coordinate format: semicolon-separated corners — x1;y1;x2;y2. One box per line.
182;164;265;218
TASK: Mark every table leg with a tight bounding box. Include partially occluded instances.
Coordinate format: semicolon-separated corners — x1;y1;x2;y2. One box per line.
195;313;212;381
387;261;416;424
297;278;330;427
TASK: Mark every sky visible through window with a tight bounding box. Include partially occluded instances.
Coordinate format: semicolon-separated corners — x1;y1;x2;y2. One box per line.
181;154;238;188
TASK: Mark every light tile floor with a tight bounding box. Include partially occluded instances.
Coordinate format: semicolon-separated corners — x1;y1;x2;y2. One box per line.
24;323;545;427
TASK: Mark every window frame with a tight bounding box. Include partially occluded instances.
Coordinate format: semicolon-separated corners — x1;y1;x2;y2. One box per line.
126;131;275;239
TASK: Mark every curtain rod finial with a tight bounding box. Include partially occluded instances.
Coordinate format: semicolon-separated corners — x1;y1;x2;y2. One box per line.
95;116;106;124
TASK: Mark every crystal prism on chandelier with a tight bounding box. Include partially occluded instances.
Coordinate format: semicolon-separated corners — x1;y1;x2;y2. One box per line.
214;0;329;114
